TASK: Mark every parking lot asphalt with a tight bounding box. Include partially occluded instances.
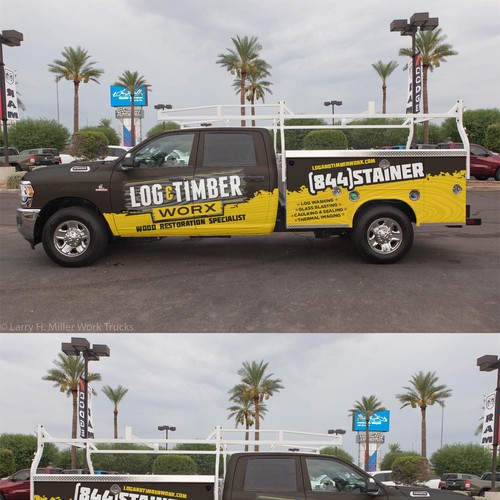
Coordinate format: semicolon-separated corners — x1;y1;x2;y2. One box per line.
0;183;499;333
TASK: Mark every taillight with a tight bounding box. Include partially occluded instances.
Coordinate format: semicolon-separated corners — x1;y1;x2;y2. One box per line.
464;480;471;490
438;482;443;489
29;155;36;164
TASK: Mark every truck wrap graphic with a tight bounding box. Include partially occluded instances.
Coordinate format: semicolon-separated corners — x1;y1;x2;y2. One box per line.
285;154;466;228
33;479;213;500
104;173;279;237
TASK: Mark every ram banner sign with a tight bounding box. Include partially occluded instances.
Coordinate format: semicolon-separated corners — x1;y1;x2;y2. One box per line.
481;392;496;449
110;85;148;107
1;67;20;122
352;410;390;432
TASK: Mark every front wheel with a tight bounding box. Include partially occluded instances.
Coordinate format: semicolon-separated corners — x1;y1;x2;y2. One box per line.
474;175;489;180
495;168;500;181
353;205;413;264
42;207;108;267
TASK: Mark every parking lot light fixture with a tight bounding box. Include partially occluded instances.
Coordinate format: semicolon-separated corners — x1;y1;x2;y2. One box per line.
477;355;500;491
328;429;347;435
1;29;23;167
390;13;438;145
61;337;110;471
158;425;176;449
324;100;342;125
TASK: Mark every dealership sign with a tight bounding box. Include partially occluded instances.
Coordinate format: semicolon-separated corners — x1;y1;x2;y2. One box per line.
352;410;390;432
0;67;20;121
115;107;144;118
481;392;496;449
110;85;148;107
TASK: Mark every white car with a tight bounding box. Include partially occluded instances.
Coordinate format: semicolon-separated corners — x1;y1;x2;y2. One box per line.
59;146;131;164
371;471;397;486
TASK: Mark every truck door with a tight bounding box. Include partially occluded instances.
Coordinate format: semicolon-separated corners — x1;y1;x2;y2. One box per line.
301;456;387;500
192;129;278;235
108;131;198;236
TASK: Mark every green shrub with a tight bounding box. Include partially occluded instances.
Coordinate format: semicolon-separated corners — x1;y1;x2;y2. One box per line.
320;446;354;463
0;448;16;477
303;129;348;149
147;122;180;138
430;443;492;476
392;455;430;485
7;172;25;189
484;123;500;153
7;118;70;151
152;455;197;474
70;131;108;160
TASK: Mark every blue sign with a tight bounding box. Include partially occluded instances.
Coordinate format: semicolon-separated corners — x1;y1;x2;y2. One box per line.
110;85;148;107
352;410;390;432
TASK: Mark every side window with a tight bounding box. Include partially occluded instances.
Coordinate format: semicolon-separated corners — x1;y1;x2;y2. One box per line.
243;457;297;492
305;457;367;494
471;145;486;156
202;133;257;167
132;133;195;168
14;470;30;480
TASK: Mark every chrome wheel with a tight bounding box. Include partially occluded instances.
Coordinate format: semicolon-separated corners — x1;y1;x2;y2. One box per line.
53;219;90;257
367;217;403;254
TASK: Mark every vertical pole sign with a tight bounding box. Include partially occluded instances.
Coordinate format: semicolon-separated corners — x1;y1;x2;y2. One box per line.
77;378;95;439
406;52;422;114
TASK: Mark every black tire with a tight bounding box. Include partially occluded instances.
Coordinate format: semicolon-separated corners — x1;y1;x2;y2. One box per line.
495;168;500;181
42;207;108;267
474;175;489;180
353;205;414;264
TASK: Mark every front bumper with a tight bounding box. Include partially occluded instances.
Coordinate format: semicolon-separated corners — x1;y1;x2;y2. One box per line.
17;208;40;247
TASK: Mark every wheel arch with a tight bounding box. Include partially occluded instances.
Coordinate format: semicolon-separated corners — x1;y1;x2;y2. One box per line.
352;199;416;227
34;197;110;246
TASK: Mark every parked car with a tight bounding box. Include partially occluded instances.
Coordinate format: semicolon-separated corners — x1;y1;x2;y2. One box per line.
0;147;20;157
436;142;500;181
439;472;495;496
19;148;60;167
481;472;500;482
371;470;397;486
0;468;63;500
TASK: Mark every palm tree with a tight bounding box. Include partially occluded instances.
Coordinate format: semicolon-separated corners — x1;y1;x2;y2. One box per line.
350;395;386;471
114;70;150;146
102;385;128;439
236;360;283;451
396;371;452;458
42;353;101;467
48;46;104;134
399;28;457;142
372;60;398;114
227;388;268;451
99;118;113;128
233;61;273;127
216;35;267;126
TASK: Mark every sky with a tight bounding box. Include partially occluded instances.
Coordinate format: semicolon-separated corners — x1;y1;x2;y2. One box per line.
2;0;500;142
0;333;498;467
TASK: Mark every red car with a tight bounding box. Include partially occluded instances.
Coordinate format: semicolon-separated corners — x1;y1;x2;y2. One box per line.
437;142;500;181
0;468;62;500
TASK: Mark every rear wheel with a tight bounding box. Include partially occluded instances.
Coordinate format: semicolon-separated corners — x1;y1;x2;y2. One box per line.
474;175;489;180
495;168;500;181
42;207;108;267
353;205;413;264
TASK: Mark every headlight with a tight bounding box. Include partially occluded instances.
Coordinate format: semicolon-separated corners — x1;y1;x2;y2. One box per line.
19;180;34;207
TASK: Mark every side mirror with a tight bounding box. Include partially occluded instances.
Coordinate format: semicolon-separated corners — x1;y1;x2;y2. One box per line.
366;478;381;495
119;154;134;171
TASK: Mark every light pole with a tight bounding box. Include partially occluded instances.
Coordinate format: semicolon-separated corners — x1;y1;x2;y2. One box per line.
328;429;346;435
158;425;176;449
390;13;438;145
324;100;342;125
477;355;500;491
61;337;110;471
1;30;23;167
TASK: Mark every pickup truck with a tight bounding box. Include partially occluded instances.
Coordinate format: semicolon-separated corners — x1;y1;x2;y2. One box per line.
29;426;464;500
439;473;497;496
0;147;58;172
16;101;481;267
436;142;500;181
